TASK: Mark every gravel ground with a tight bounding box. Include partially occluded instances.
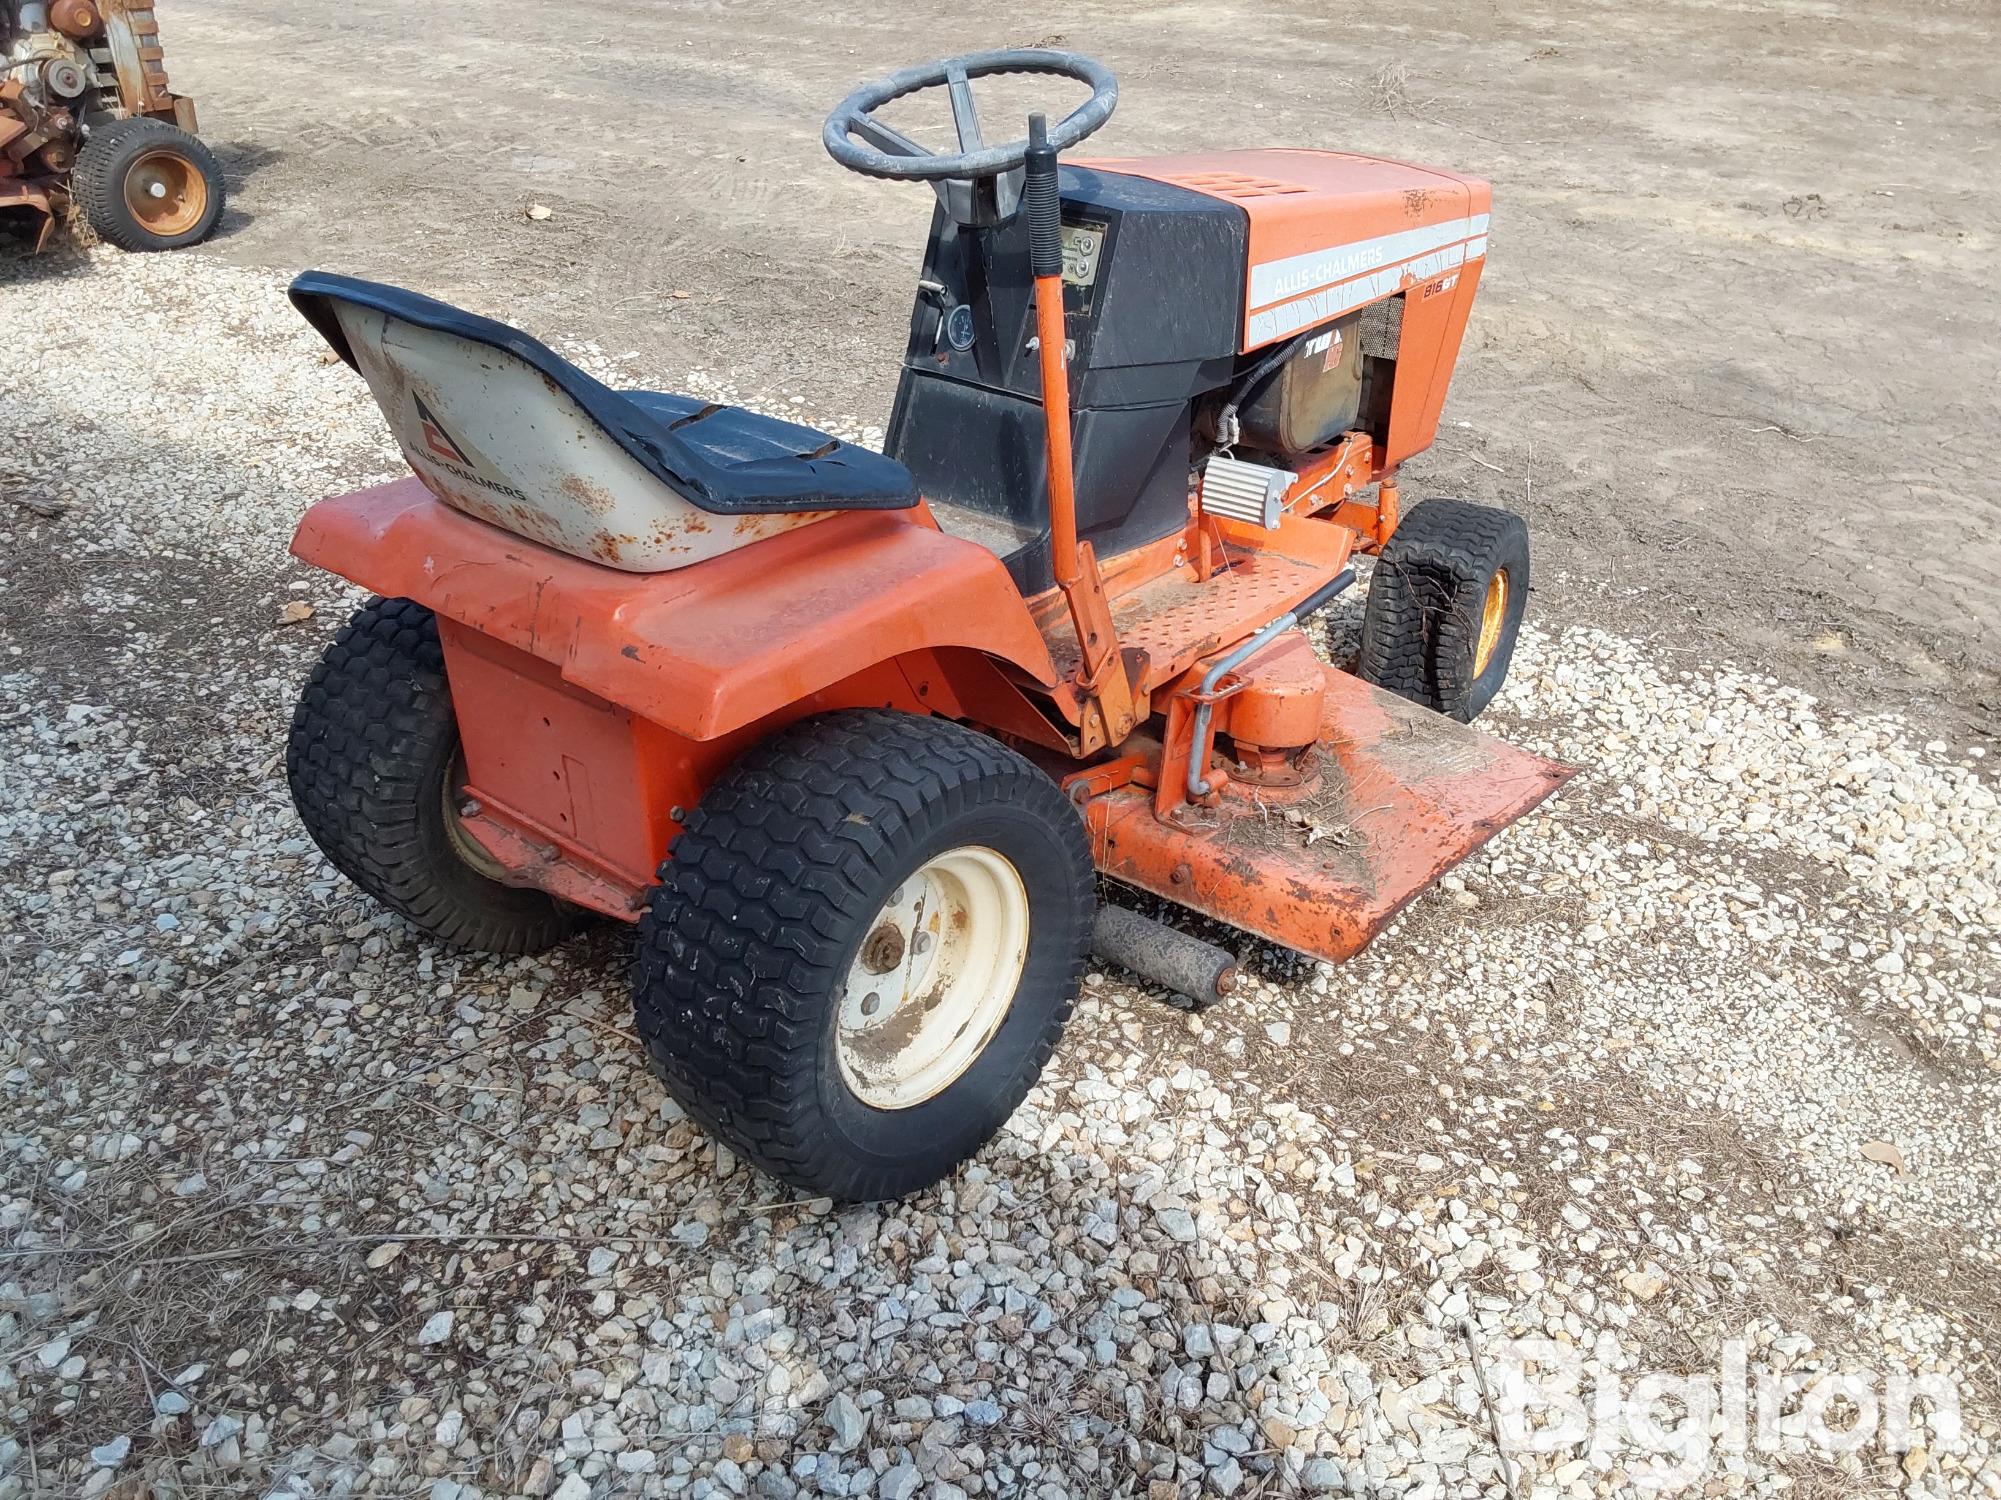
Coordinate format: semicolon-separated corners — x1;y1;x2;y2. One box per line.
2;251;1998;1500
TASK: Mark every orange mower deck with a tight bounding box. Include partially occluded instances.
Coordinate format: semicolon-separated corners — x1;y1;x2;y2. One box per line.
1075;657;1571;964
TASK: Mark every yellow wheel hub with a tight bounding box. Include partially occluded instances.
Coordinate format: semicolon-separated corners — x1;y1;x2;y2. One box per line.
1474;570;1510;676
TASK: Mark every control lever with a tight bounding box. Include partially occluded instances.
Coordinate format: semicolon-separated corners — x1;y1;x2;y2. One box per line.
1024;112;1136;745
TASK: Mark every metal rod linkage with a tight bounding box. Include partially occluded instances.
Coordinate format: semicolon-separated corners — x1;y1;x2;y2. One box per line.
1188;567;1355;798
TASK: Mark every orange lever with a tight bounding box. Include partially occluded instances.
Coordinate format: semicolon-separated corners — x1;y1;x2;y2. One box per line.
1024;114;1129;740
1033;273;1081;591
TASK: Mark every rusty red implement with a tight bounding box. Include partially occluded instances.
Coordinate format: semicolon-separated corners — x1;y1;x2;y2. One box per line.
2;1;222;254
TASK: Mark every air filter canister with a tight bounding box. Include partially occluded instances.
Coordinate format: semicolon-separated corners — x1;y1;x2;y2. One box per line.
1199;454;1297;529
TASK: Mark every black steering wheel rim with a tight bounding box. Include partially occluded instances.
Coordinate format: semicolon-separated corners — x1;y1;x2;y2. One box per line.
823;49;1118;182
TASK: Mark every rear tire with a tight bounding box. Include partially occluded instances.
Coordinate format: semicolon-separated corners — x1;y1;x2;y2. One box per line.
74;117;225;252
633;711;1095;1202
1357;498;1529;722
286;597;581;955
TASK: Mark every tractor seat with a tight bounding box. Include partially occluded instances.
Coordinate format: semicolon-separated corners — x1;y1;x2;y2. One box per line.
618;390;912;505
289;271;916;573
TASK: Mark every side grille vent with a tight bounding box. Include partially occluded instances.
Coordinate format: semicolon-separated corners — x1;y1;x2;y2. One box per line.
1159;171;1311;200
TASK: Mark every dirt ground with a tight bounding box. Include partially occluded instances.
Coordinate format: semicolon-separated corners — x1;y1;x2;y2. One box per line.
132;0;2001;740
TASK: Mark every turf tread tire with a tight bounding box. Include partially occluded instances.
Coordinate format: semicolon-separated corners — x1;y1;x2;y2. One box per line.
633;711;1095;1202
1357;498;1529;723
286;597;581;955
74;117;225;252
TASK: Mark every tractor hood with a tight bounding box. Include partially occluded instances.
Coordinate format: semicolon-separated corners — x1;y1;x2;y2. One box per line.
1085;149;1492;351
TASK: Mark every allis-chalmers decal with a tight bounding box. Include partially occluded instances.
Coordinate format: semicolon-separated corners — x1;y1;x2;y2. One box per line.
410;395;528;503
415;394;472;466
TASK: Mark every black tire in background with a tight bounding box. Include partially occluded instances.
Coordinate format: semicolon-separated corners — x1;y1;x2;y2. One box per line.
1356;498;1530;723
286;597;581;955
634;710;1096;1203
73;117;225;252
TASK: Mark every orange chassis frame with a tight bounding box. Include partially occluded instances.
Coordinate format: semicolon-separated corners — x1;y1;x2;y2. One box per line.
295;430;1565;970
293;158;1569;968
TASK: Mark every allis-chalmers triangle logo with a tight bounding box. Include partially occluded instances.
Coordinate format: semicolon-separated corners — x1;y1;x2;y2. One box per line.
413;394;472;467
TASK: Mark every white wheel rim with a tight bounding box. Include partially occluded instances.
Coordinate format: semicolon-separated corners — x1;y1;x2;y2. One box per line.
835;845;1030;1110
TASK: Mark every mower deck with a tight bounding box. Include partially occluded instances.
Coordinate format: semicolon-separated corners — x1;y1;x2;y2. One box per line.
1080;665;1571;965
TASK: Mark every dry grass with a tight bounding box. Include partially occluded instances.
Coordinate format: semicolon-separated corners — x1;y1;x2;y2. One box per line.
1363;60;1439;119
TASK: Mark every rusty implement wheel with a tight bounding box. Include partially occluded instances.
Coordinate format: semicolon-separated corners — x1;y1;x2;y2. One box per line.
123;148;209;237
75;117;225;252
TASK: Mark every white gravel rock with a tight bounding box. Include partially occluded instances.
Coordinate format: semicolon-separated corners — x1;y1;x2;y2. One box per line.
416;1311;455;1346
88;1436;130;1468
824;1391;866;1452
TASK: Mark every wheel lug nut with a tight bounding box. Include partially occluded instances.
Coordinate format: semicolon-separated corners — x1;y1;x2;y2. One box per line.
860;921;906;974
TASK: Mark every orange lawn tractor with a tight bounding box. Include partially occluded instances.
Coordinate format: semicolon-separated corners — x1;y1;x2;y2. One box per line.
283;51;1568;1202
0;0;222;253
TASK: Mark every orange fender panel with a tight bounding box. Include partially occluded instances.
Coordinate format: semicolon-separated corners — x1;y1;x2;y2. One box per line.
291;479;1060;740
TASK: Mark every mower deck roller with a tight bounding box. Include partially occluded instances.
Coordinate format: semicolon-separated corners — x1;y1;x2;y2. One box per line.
284;48;1567;1201
1091;905;1239;1006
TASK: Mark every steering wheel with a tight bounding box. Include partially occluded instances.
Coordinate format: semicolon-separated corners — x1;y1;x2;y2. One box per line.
823;49;1118;184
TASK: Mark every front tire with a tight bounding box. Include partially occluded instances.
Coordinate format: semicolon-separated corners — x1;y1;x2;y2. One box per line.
633;711;1095;1202
74;117;225;252
286;598;581;955
1357;498;1529;722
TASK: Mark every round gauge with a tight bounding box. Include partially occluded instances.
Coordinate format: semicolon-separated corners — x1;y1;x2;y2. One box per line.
945;304;976;352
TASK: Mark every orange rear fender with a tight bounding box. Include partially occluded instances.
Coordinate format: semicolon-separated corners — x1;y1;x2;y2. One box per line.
291;478;1063;740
